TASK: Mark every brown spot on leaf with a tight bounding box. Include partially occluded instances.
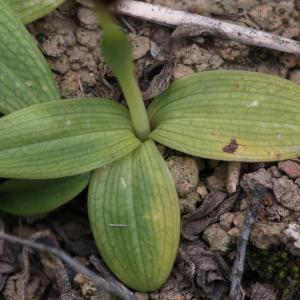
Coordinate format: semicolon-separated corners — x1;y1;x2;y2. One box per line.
223;138;238;153
233;83;240;90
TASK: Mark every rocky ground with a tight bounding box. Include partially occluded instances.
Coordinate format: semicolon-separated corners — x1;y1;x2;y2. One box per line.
1;0;300;299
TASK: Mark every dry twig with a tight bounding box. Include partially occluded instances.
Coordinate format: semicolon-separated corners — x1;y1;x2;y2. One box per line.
227;162;241;194
0;231;134;300
112;0;300;54
230;183;267;300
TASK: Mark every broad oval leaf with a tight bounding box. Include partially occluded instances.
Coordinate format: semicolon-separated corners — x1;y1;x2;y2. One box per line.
0;173;90;215
0;0;60;114
0;99;140;179
149;71;300;162
6;0;65;24
88;139;180;291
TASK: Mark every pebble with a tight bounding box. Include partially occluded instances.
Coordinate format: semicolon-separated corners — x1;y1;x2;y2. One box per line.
166;156;199;197
76;27;101;49
250;222;285;249
248;4;282;31
196;181;208;200
203;224;230;252
40;34;67;57
283;223;300;256
129;34;150;60
173;64;194;79
219;212;234;231
272;176;300;211
278;160;300;179
77;7;98;30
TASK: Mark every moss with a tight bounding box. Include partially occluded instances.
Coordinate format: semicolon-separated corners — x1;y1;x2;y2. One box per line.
246;246;300;299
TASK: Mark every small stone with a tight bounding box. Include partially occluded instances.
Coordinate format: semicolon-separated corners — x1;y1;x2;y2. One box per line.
40;34;67;57
166;156;199;197
248;4;282;31
196;181;208;200
241;168;272;193
203;224;230;252
272;176;300;211
174;64;194;79
77;7;98;30
278;160;300;179
233;212;245;228
76;27;101;49
219;212;234;231
240;198;248;211
251;222;285;249
74;273;97;297
67;46;90;67
265;203;290;222
179;191;199;214
250;283;276;300
282;27;300;39
282;223;300;256
60;70;96;98
227;227;241;243
178;44;211;66
215;39;249;62
129;34;150;60
48;55;70;74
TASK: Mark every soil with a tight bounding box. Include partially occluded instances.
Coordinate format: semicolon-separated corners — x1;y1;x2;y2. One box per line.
1;0;300;299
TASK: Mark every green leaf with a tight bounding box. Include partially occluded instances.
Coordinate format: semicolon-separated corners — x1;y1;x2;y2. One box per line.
0;0;60;114
0;173;90;215
88;139;180;292
149;71;300;162
6;0;65;24
0;99;140;179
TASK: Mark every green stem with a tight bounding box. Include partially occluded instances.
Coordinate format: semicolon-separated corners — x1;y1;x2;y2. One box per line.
119;73;151;141
93;1;151;141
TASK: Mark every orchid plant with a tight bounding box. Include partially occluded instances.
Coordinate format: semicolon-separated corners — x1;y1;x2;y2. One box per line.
0;0;299;292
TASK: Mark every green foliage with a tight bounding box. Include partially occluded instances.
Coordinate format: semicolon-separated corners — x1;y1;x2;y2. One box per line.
149;71;300;161
0;0;60;114
0;0;300;293
89;140;180;291
0;99;140;179
6;0;65;23
0;173;90;215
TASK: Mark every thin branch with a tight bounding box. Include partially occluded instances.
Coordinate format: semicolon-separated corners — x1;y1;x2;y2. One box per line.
230;183;267;300
227;162;241;194
112;0;300;54
0;231;134;300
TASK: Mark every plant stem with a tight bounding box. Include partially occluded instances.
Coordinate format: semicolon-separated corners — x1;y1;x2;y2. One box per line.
93;1;151;141
119;72;151;141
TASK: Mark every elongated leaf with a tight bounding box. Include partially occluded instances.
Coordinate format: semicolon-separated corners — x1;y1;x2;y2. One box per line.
6;0;65;24
88;140;180;291
0;173;90;215
0;0;60;114
0;99;140;179
149;71;300;162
